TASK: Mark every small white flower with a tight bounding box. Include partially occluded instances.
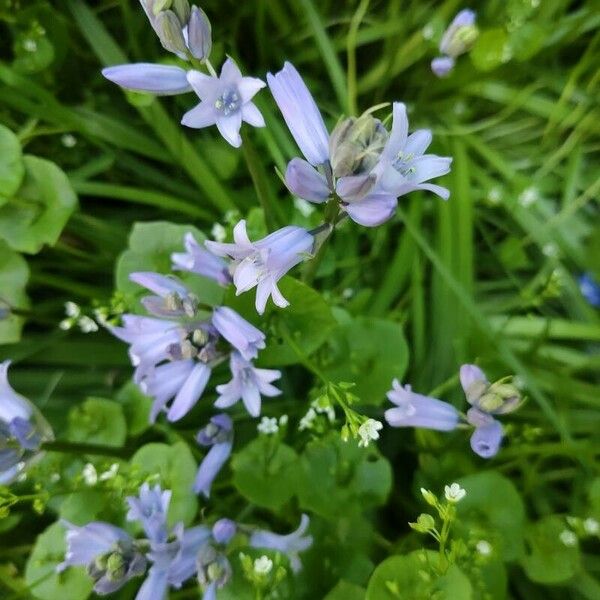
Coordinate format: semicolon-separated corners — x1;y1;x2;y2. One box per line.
211;223;227;242
559;529;578;547
487;187;502;205
82;463;98;486
65;301;81;318
253;555;273;575
299;408;317;431
476;540;492;556
257;416;279;435
342;288;354;299
50;473;61;483
78;316;99;333
61;134;77;148
518;187;539;207
358;418;383;447
311;399;335;422
59;318;73;330
93;308;109;326
542;242;559;258
278;414;288;426
444;483;466;503
99;463;120;481
23;39;37;52
583;518;599;535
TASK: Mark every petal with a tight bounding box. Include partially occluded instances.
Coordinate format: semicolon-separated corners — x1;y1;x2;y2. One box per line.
216;113;243;147
241;383;261;417
267;62;329;165
285;158;330;203
404;130;432;157
255;280;272;315
102;63;191;95
381;102;409;162
459;364;488;396
412;155;452;184
343;193;397;227
470;420;503;459
238;78;267;103
431;56;455;78
241;102;265;127
336;173;376;203
135;567;169;600
220;57;242;84
167;364;211;421
193;441;232;497
233;257;260;293
187;70;218;101
181;102;218;128
417;183;451;200
232;219;253;247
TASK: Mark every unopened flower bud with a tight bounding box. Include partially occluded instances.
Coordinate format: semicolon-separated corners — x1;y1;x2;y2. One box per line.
156;10;187;56
187;5;212;60
171;0;190;25
478;379;522;415
440;10;478;58
197;545;232;588
420;488;437;507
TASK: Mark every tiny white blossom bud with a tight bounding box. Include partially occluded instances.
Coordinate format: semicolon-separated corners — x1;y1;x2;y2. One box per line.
65;301;81;317
78;316;99;333
253;555;273;575
82;463;98;486
211;223;227;242
583;518;599;535
444;483;466;503
420;488;437;507
99;463;120;481
257;417;279;435
559;529;578;547
476;540;492;556
278;415;288;426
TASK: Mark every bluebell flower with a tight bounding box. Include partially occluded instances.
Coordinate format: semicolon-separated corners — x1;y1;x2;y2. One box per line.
215;352;281;417
58;521;147;595
0;360;53;484
194;414;233;497
579;272;600;308
172;232;232;286
181;58;266;147
196;544;232;600
129;272;198;318
268;63;451;227
431;9;478;78
249;514;313;572
384;380;460;431
211;306;266;359
206;220;314;314
126;483;171;543
468;412;503;459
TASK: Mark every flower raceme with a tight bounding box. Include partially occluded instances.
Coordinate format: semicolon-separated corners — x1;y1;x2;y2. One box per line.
109;271;277;422
268;62;452;227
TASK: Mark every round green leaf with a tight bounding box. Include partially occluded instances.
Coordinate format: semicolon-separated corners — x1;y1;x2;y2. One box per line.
131;442;198;527
521;515;581;584
321;316;409;404
232;437;299;510
0;124;24;200
25;522;93;600
0;155;77;254
366;551;472;600
297;433;392;519
67;398;127;447
0;240;29;344
456;471;525;561
325;580;366;600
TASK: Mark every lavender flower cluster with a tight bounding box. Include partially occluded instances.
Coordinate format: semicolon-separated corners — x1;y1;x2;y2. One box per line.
59;483;312;599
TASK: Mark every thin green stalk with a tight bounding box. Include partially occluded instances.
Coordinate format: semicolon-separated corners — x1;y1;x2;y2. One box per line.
346;0;370;116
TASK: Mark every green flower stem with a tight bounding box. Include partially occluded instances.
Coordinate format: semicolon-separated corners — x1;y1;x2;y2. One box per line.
41;440;131;459
347;0;371;116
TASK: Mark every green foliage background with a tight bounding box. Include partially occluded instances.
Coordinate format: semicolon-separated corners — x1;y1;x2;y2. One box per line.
0;0;599;598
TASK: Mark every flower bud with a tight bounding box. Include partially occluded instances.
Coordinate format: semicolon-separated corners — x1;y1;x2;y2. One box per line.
187;5;212;60
171;0;190;25
439;10;478;58
197;545;232;588
420;488;438;507
477;379;522;415
329;115;388;179
156;10;188;56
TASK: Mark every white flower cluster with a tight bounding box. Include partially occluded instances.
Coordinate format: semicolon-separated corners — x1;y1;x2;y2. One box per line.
59;302;99;333
257;415;288;435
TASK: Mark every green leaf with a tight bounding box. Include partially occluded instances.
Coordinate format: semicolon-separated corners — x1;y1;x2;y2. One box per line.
471;29;510;72
116;221;224;307
131;442;198;527
324;580;366;600
508;22;547;61
0;155;77;254
0;240;29;344
321;317;409;404
366;551;472;600
456;471;525;561
25;522;93;600
115;381;153;437
521;515;581;584
231;437;299;510
67;398;127;447
297;432;391;519
58;489;107;525
0;124;24;200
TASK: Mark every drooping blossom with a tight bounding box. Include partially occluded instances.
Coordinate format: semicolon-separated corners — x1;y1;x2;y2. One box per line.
182;58;266;147
215;352;281;417
102;64;192;95
196;544;232;600
58;522;147;595
206;220;314;313
126;483;171;543
212;519;237;545
211;306;266;359
249;514;313;572
194;414;233;498
268;62;452;227
431;9;478;77
0;360;53;484
129;272;198;318
172;232;232;286
384;380;460;431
